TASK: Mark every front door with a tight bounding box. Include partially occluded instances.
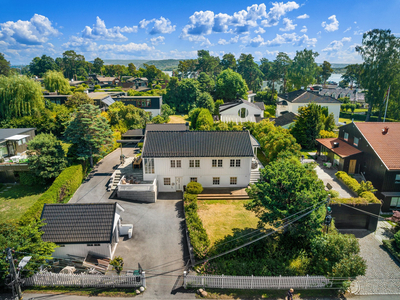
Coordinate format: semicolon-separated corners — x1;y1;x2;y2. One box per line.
348;159;356;174
175;177;182;191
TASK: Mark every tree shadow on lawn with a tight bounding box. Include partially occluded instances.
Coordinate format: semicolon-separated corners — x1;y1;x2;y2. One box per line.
0;184;47;200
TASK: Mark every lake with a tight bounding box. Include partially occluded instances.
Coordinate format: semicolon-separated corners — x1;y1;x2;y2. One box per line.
327;73;343;84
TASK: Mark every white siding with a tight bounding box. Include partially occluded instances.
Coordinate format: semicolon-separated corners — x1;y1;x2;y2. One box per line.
53;243;112;259
220;102;263;123
144;157;252;192
146;108;161;117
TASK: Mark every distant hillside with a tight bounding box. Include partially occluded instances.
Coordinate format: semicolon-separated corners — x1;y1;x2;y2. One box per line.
102;59;182;71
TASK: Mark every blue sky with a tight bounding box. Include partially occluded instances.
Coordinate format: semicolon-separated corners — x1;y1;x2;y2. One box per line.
1;0;399;64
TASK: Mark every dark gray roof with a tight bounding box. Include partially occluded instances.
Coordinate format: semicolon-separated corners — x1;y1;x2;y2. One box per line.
142;131;254;158
145;123;188;132
122;129;144;137
41;203;120;244
0;128;35;143
254;102;265;110
271;112;298;127
278;89;341;104
219;99;263;113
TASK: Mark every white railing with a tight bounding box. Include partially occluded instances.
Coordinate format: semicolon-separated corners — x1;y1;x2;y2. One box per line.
117;176;156;192
24;272;145;288
183;273;330;290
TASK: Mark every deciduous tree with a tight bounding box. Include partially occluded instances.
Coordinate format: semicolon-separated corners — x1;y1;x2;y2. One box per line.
0;52;10;76
320;61;333;86
43;70;71;95
65;92;94;108
291;103;323;149
288;49;319;90
237;53;263;92
215;69;248;102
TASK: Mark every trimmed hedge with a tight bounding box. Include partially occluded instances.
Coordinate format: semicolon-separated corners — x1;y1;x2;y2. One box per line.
339;112;397;123
19;165;84;225
186;182;203;194
382;239;400;262
183;192;210;260
332;197;380;205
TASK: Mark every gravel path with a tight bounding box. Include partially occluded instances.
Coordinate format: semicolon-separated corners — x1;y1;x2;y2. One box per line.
341;230;400;295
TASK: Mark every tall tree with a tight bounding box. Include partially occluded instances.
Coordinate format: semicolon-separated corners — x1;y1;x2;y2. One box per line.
62;50;86;80
143;64;162;83
197;72;215;94
0;52;10;76
196;92;215;113
196;50;220;76
0;75;45;120
29;55;58;77
65;92;94;108
93;57;104;74
288;49;319;90
356;29;400;121
274;52;292;93
177;59;197;79
127;62;137;76
220;53;237;71
64;104;113;167
164;78;199;113
237;53;263;92
342;64;363;89
27;133;68;182
215;69;249;102
43;70;71;95
320;61;333;86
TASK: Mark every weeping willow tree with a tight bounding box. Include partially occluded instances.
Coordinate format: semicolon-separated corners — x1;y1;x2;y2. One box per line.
0;75;45;120
43;70;71;95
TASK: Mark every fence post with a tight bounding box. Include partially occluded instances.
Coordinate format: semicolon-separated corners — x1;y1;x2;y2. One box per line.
305;274;309;289
142;271;146;288
183;271;187;289
81;275;84;288
251;275;254;289
222;275;224;289
278;275;281;289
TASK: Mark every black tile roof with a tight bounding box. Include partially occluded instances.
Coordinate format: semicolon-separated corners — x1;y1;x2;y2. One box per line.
41;203;119;244
271;112;298;127
278;89;341;104
0;128;35;143
142;131;254;158
145;123;188;132
219;99;263;112
122;129;144;137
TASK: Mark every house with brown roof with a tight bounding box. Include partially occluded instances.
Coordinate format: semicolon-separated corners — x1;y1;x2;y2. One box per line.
316;122;400;211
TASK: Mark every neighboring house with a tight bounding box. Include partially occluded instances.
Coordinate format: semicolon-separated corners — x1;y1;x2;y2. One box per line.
0;128;35;158
68;80;85;87
277;89;341;124
141;130;258;192
126;77;148;88
145;123;188;133
88;74;117;86
316;122;400;211
112;96;163;117
41;203;125;259
270;112;297;129
319;88;366;106
219;99;264;123
121;129;145;142
43;95;71;105
87;92;118;109
247;91;256;103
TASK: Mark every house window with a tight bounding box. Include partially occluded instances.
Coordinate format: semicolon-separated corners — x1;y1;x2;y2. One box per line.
176;160;181;168
238;108;249;118
390;197;400;208
395;174;400;184
212;159;223;167
236;159;241;167
171;160;176;168
213;177;220;185
190;160;200;168
230;177;237;185
17;140;22;146
87;244;99;246
144;158;154;174
354;137;359;147
22;138;26;144
212;159;217;168
164;178;171;185
190;177;197;182
344;132;349;141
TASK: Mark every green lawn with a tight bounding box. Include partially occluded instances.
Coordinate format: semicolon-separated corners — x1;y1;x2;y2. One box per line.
0;184;47;222
257;150;268;166
197;200;260;245
339;117;356;124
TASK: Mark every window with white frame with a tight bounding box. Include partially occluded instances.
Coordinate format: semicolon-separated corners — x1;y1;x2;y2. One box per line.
144;158;155;174
230;177;237;185
218;159;223;167
230;159;235;167
170;160;176;168
395;174;400;184
213;177;220;185
354;137;359;147
344;132;349;141
190;177;197;182
164;178;171;185
390;197;400;208
189;160;194;168
212;159;223;167
236;159;241;167
176;160;181;168
189;160;200;168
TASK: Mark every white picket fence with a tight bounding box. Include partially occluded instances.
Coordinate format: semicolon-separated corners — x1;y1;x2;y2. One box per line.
24;272;145;288
184;273;331;290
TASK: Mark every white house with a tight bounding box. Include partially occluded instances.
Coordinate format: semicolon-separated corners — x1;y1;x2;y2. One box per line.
41;203;125;259
219;99;264;123
276;89;341;124
141;130;258;192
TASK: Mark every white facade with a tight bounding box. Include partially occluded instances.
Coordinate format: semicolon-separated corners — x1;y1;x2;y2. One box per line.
52;243;115;259
276;100;341;124
143;157;252;192
220;102;264;123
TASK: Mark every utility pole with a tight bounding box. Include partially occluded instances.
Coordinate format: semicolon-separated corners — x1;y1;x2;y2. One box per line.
6;248;23;300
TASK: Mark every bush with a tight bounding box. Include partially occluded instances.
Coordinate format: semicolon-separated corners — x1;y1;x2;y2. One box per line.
335;171;360;194
359;191;381;204
138;143;143;149
394;230;400;248
18;171;42;186
186;182;203;194
335;171;380;203
19;164;84;225
319;130;337;138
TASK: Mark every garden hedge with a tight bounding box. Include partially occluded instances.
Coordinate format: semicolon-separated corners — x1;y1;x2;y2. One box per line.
19;164;83;225
186;182;203;194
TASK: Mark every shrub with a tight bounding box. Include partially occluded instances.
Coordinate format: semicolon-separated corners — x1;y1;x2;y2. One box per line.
186;182;203;194
138;143;143;149
359;191;381;204
335;171;360;194
110;256;124;275
319;130;337;138
335;172;380;203
394;230;400;248
19;164;83;225
18;171;42;186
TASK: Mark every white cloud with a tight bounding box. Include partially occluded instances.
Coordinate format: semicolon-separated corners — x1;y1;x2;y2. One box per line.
150;36;165;45
265;32;317;47
81;17;137;41
218;35;239;45
354;30;364;35
300;25;307;33
249;35;266;47
0;14;59;46
97;42;154;53
344;26;351;33
322;36;352;53
297;14;309;19
321;15;339;32
341;36;352;42
261;1;300;27
279;18;297;31
254;27;266;34
139;17;175;35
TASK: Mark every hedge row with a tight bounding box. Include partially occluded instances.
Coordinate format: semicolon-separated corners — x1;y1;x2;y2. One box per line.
335;171;380;204
19;164;84;225
183;192;210;260
339;112;397;123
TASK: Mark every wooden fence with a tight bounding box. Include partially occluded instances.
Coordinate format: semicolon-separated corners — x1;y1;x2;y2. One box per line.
184;273;331;290
24;272;145;288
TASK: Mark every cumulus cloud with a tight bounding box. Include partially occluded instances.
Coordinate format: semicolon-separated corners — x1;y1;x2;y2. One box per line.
265;32;317;47
342;36;351;42
254;27;266;34
261;1;300;27
321;15;339;32
279;18;297;31
0;14;59;46
354;30;364;35
322;36;352;53
218;35;239;45
297;14;309;19
300;26;307;33
82;17;137;41
139;17;175;35
150;36;165;45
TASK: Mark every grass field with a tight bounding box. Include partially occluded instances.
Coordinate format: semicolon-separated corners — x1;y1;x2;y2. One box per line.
339;117;356;124
0;184;47;222
168;114;190;124
197;200;260;245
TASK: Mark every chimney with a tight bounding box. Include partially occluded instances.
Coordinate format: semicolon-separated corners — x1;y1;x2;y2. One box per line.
185;122;189;131
301;86;304;90
333;142;339;148
382;126;389;135
243;126;246;131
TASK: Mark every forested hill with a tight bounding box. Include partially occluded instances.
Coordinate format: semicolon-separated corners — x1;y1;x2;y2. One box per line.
102;59;182;71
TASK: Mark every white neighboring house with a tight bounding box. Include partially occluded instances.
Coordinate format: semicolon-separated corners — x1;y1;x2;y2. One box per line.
219;99;264;123
41;203;125;259
142;130;259;192
276;89;341;124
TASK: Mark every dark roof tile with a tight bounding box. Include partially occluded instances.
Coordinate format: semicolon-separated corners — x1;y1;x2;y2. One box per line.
278;89;341;104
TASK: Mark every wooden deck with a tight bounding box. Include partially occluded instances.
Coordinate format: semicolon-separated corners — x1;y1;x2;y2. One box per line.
197;187;250;200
